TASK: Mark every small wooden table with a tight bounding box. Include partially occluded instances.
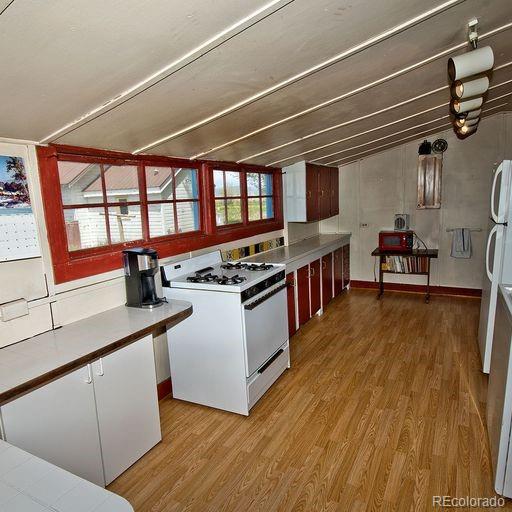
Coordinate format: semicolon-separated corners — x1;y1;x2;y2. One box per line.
371;248;439;303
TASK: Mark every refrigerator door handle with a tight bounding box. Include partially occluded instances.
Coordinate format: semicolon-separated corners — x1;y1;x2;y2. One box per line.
491;164;503;223
486;224;499;282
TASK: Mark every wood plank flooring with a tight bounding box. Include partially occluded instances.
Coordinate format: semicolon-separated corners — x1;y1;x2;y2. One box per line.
109;289;512;511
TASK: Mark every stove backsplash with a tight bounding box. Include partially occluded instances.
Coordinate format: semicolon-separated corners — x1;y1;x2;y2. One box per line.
221;236;284;261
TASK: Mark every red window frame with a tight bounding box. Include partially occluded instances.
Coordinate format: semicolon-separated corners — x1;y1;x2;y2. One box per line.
37;145;283;284
210;164;279;229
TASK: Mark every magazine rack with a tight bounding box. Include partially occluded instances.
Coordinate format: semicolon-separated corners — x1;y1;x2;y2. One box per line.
371;248;439;303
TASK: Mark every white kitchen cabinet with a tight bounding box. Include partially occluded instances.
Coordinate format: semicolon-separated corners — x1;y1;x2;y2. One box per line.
0;335;161;487
93;335;161;485
0;365;105;486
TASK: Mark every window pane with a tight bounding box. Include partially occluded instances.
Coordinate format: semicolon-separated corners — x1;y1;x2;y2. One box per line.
262;197;274;219
248;198;261;221
225;171;240;196
108;205;143;244
177;201;200;233
59;162;102;205
145;166;174;201
261;173;273;195
148;202;175;237
226;198;242;224
215;199;227;226
214;170;225;197
247;173;260;196
104;165;140;202
175;168;199;200
63;207;108;251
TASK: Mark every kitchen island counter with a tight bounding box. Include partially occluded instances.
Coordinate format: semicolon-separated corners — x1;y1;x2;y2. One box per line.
0;300;192;405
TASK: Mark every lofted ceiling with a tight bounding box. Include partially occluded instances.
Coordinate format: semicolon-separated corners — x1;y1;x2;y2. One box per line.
0;0;511;167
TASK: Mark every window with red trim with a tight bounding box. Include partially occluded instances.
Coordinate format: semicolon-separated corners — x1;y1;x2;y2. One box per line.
213;168;275;227
145;166;200;238
58;161;144;252
247;171;274;222
37;145;283;284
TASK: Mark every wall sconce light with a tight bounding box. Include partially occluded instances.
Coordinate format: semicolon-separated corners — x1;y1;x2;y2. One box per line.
450;76;489;99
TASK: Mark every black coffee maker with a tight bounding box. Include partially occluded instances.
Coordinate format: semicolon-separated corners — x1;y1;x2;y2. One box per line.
122;248;164;308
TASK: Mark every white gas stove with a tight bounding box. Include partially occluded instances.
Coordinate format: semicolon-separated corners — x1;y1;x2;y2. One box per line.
162;251;289;416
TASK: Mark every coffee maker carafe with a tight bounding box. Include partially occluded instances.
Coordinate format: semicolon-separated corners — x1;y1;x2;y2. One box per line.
123;248;164;308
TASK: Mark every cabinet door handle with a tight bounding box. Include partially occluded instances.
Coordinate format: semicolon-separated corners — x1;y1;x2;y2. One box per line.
310;267;315;277
307;190;312;199
97;358;104;377
322;261;326;270
85;364;93;384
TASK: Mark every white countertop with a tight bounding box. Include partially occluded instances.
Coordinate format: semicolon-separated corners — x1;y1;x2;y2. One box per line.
0;439;132;512
0;300;192;405
242;233;350;265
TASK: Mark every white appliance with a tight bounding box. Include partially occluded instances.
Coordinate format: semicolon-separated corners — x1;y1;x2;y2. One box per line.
487;285;512;496
479;160;512;373
162;251;289;416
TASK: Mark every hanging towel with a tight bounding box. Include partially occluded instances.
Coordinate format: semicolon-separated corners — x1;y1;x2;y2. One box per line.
450;228;472;258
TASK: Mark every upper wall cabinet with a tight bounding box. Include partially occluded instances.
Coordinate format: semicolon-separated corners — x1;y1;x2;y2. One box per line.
284;161;338;222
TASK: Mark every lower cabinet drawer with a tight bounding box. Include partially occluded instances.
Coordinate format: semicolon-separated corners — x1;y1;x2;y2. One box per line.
247;343;289;410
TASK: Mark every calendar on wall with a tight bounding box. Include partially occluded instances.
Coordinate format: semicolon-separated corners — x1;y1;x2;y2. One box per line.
0;155;41;261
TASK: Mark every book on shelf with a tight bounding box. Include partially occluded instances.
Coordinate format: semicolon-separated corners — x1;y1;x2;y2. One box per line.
381;254;428;273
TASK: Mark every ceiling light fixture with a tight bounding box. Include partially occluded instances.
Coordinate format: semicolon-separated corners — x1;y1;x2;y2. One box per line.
451;76;489;99
451;96;483;114
448;19;493;138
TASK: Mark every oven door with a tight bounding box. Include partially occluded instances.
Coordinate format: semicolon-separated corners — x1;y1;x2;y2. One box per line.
242;283;288;377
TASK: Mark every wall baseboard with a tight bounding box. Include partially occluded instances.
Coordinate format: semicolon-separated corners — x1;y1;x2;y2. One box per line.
157;378;172;401
350;280;482;298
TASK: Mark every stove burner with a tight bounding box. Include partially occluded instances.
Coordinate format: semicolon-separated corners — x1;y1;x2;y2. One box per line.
187;272;219;283
220;262;247;270
216;274;247;285
245;263;274;271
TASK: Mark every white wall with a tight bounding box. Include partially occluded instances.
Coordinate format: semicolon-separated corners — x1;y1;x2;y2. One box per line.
320;112;512;289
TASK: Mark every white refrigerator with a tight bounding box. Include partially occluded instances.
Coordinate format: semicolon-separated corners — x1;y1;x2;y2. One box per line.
487;285;512;496
479;160;512;374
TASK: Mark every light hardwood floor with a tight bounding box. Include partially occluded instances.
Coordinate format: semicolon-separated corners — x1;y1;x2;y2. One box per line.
109;289;512;511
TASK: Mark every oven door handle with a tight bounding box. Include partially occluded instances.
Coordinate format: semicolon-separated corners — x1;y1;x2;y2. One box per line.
244;283;288;310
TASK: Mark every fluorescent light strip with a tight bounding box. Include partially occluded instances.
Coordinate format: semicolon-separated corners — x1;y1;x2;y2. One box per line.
311;115;449;163
328;99;512;167
190;21;512;160
325;123;452;166
481;102;510;114
38;0;289;144
132;0;460;154
331;107;510;167
264;75;512;166
246;91;447;165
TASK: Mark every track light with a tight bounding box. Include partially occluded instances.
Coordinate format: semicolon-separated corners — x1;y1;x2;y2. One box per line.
451;96;483;114
448;46;494;81
466;109;481;120
464;118;479;127
458;124;478;136
451;76;489;99
454;116;467;128
448;20;492;138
